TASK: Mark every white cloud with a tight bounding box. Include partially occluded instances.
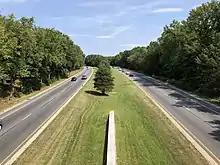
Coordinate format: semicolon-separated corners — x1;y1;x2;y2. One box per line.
78;1;121;7
96;35;112;39
51;16;64;20
115;1;162;17
50;14;112;27
70;34;91;37
96;26;131;39
152;8;183;13
120;44;146;48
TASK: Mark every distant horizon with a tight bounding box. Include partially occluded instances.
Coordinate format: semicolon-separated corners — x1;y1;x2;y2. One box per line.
0;0;208;55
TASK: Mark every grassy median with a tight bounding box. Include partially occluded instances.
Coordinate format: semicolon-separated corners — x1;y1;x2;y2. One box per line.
13;69;208;165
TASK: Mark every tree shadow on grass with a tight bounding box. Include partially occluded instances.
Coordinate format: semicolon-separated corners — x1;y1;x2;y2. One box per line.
85;90;108;96
102;115;109;165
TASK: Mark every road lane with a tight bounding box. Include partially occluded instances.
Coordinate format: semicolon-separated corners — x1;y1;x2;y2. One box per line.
0;68;92;164
124;70;220;160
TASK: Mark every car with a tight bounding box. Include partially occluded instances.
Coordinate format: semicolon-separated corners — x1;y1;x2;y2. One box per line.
71;77;77;81
129;73;134;77
0;120;2;131
126;72;130;75
81;75;87;80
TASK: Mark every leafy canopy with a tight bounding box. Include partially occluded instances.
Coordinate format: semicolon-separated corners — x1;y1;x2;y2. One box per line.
94;61;114;95
110;1;220;97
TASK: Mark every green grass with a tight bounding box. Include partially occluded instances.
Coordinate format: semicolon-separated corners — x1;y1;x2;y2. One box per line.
13;69;208;165
0;68;83;112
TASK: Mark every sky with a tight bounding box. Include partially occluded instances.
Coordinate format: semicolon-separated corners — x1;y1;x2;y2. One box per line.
0;0;210;56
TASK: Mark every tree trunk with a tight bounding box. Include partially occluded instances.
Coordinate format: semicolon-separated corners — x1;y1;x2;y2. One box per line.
101;89;105;95
9;78;15;99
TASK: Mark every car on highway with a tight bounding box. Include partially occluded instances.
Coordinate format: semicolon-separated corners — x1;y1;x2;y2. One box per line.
129;73;134;77
0;120;2;131
81;75;87;80
126;72;130;75
71;77;77;81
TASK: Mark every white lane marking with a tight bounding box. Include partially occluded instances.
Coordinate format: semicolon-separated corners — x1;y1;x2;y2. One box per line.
182;106;212;126
65;85;72;91
22;114;31;121
185;107;190;111
2;101;35;120
146;77;220;115
0;113;32;138
0;68;93;165
0;69;86;119
125;72;220;165
40;97;56;108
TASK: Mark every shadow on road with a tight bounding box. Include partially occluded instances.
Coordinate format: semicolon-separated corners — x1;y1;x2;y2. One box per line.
133;74;220;142
208;120;220;142
133;77;170;90
85;90;108;96
171;96;219;115
134;76;220;115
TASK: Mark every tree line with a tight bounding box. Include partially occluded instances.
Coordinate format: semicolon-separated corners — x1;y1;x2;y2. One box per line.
110;1;220;97
0;14;85;98
85;54;113;67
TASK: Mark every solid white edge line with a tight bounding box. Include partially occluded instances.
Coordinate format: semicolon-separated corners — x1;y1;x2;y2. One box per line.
126;68;220;115
142;74;220;115
119;69;220;165
0;68;85;119
1;68;93;165
107;111;116;165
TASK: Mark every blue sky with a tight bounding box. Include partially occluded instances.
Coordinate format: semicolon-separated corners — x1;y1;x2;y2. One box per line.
0;0;210;56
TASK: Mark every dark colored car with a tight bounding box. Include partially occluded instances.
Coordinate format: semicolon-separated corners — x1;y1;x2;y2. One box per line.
0;120;2;131
129;73;134;77
81;75;87;80
71;77;77;81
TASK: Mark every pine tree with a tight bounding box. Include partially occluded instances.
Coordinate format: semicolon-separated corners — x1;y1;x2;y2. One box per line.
94;62;114;95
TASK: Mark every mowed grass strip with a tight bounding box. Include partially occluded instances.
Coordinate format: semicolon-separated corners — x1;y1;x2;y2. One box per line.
13;69;208;165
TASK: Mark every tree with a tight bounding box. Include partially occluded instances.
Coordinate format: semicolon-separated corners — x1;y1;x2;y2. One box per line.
110;0;220;97
85;54;104;67
94;62;114;95
0;13;85;98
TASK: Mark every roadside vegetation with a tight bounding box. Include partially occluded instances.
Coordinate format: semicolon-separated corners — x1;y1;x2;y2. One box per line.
13;69;208;165
88;1;220;105
0;14;85;100
0;68;83;112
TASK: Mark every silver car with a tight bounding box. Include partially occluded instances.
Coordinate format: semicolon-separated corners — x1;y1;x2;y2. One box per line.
81;75;87;80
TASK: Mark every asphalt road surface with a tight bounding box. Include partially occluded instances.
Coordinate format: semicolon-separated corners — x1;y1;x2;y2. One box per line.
0;67;92;164
123;69;220;162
